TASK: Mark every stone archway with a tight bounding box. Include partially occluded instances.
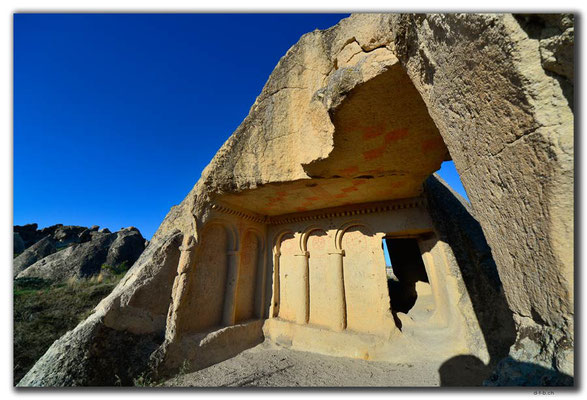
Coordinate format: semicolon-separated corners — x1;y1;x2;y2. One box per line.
19;14;573;387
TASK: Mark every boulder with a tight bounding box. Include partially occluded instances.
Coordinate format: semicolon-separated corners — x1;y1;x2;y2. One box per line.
13;236;57;277
14;223;40;248
77;229;92;243
18;232;182;387
16;227;148;282
13;232;25;255
17;233;117;281
53;225;87;248
39;224;64;238
90;230;111;241
105;229;145;268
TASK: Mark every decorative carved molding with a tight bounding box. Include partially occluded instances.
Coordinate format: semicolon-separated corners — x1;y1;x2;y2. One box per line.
213;197;427;226
211;204;268;224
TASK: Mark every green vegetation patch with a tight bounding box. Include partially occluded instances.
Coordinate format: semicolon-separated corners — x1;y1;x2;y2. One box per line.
13;275;123;385
14;277;52;293
101;261;130;276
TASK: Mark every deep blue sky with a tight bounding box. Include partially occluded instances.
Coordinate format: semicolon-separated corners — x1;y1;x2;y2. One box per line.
14;14;468;239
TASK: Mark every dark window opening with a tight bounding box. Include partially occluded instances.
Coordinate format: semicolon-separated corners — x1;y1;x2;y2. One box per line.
383;237;429;330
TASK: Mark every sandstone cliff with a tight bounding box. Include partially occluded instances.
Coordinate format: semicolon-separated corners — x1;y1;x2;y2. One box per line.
18;13;573;387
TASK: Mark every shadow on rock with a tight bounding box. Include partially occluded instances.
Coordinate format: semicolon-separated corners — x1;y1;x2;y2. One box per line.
439;355;574;387
438;355;492;386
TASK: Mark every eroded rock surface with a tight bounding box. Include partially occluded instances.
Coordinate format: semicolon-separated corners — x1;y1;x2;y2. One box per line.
18;13;573;387
18;231;182;386
14;226;146;281
14;232;25;255
13;236;57;277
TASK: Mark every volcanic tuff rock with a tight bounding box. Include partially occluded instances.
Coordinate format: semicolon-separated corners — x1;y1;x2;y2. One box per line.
105;228;146;267
13;232;25;255
13;236;58;277
14;223;43;248
18;13;573;387
14;225;146;281
18;231;182;386
17;234;118;281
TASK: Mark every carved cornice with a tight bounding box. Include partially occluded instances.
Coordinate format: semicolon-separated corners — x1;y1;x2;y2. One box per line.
267;197;427;225
212;197;427;226
210;204;268;224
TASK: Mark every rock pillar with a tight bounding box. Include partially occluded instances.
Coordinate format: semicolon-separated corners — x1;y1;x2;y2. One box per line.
327;249;347;331
222;250;240;326
166;234;197;342
269;250;281;318
294;251;310;324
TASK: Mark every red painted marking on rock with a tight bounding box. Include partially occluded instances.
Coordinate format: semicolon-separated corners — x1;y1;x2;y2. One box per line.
421;137;444;153
339;165;359;175
362;124;385;140
384;128;409;144
363;146;385;161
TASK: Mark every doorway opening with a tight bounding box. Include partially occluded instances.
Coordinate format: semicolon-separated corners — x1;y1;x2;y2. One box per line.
383;237;430;329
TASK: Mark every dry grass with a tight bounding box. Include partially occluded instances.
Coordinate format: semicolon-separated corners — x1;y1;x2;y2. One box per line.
13;274;124;385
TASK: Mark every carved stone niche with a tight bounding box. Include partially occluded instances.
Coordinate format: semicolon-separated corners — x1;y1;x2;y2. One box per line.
255;197;487;364
165;195;493;371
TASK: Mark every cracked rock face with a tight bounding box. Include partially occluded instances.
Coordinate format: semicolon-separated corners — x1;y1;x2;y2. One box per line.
13;236;57;277
15;227;146;281
18;13;573;386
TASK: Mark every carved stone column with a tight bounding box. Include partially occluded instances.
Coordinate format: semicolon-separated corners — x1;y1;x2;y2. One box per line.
166;235;197;342
327;249;347;331
294;251;310;324
269;250;281;318
222;250;240;326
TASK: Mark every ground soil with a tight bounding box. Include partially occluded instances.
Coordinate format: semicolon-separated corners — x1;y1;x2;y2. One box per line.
164;341;441;387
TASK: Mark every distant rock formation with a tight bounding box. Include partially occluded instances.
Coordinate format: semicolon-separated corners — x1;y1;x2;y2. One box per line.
13;224;146;281
14;237;58;276
13;232;25;255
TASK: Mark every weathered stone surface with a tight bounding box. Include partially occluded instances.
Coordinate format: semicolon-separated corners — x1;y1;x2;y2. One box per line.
16;313;164;387
514;14;574;83
17;234;116;281
388;14;573;383
105;227;145;268
424;174;517;384
14;223;40;248
53;225;86;247
18;231;182;386
485;315;573;386
77;229;92;243
13;236;57;277
13;232;25;255
16;227;146;281
19;13;573;387
14;223;88;250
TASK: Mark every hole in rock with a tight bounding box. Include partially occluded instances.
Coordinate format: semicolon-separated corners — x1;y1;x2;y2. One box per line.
384;238;430;329
437;160;469;203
